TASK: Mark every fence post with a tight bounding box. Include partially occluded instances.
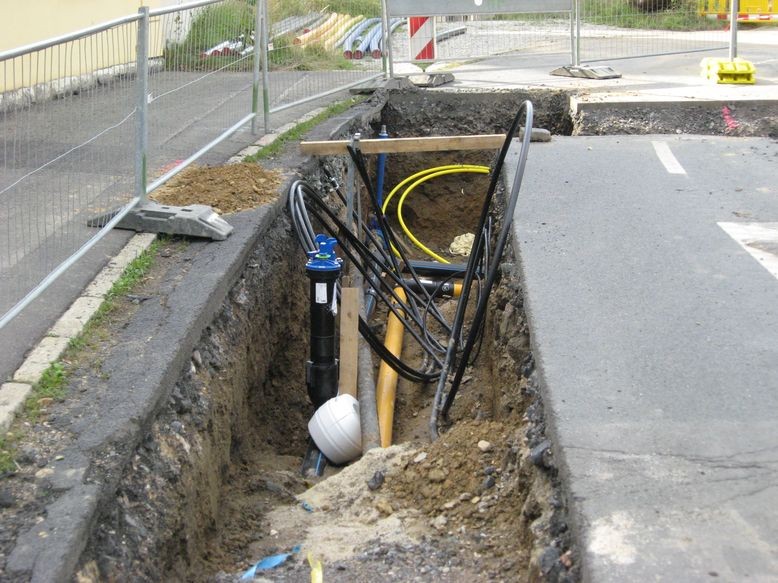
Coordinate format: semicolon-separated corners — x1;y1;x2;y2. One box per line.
136;6;149;202
251;0;262;134
381;0;394;79
260;0;271;133
570;0;581;67
729;0;738;59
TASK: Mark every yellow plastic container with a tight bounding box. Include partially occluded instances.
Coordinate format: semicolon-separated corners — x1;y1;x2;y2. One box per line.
700;57;757;84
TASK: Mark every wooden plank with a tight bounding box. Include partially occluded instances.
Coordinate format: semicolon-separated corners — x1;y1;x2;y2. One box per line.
300;134;507;156
338;287;360;398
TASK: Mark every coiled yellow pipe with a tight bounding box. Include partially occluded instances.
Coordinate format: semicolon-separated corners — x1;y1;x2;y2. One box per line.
381;165;489;264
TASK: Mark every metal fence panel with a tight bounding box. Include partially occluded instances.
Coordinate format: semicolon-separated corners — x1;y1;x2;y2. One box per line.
146;0;259;190
265;1;385;115
578;0;729;61
0;17;140;325
389;14;573;65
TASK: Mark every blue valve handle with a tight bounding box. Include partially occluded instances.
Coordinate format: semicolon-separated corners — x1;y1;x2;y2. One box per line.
306;235;341;272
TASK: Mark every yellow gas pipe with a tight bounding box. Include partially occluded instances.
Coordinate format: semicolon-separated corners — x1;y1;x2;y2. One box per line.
375;283;462;447
376;288;406;448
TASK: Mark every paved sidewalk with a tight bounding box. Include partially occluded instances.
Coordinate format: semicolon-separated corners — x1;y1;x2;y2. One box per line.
508;134;778;581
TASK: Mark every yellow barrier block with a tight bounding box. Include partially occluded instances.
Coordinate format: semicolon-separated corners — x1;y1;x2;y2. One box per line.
700;57;757;84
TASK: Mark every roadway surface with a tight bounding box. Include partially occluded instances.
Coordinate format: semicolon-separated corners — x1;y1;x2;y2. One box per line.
508;134;778;581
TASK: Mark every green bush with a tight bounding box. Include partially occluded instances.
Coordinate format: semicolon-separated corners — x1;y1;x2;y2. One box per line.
164;0;256;71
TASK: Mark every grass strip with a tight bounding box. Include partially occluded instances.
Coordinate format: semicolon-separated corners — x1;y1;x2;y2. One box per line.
244;95;366;162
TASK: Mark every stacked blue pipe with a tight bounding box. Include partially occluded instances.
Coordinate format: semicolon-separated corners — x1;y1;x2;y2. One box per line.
341;18;380;58
369;18;403;59
353;18;402;60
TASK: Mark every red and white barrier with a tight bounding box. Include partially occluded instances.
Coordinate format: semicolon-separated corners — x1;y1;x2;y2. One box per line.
408;16;435;61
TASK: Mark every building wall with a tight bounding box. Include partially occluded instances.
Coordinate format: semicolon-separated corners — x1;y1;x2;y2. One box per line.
0;0;182;52
0;0;199;94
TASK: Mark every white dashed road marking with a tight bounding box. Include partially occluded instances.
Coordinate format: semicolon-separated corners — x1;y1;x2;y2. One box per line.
719;222;778;282
652;141;687;175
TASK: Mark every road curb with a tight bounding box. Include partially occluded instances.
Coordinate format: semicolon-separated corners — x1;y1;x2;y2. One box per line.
0;233;157;431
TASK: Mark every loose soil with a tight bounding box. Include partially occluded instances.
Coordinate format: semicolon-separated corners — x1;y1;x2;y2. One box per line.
150;163;284;215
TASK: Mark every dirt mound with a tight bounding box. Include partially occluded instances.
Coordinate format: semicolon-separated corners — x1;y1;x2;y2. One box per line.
388;419;525;533
150;163;283;215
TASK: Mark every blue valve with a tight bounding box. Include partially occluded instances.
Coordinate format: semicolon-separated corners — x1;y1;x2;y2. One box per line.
306;235;341;272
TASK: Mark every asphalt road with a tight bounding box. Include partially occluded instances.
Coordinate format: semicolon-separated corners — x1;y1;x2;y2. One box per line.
509;134;778;581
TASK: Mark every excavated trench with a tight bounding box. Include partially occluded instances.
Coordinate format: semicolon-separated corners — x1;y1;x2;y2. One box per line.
75;90;577;582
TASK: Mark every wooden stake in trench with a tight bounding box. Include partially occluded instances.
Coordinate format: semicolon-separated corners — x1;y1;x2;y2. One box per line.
338;285;360;399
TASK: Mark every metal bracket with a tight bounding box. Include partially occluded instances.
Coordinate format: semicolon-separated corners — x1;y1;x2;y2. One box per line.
550;65;621;79
88;201;233;241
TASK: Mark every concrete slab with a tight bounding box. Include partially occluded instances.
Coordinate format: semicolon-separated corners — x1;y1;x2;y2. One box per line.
0;382;32;432
507;134;778;581
48;297;103;339
13;337;71;384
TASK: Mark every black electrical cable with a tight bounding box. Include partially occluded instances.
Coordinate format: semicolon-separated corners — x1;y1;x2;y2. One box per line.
300;185;442;337
290;130;524;404
345;146;451;332
317;162;446;333
441;100;534;421
358;319;438;383
429;100;534;439
298;185;447;374
294;189;443;383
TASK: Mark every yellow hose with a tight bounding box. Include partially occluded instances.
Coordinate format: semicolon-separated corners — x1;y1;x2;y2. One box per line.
381;164;486;215
375;283;462;447
295;13;342;45
396;167;489;264
381;164;489;263
376;288;406;447
324;15;364;50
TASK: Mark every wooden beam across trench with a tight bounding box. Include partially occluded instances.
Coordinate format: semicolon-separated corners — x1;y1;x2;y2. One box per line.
299;134;507;155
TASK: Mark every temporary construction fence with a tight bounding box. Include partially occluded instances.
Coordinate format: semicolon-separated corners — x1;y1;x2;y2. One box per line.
575;0;731;63
261;1;388;115
0;0;394;330
387;0;574;66
384;0;735;72
0;14;141;329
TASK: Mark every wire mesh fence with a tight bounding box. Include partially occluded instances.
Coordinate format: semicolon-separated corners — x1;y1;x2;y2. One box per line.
264;0;386;114
145;0;260;189
0;16;140;325
389;14;574;65
577;0;730;62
